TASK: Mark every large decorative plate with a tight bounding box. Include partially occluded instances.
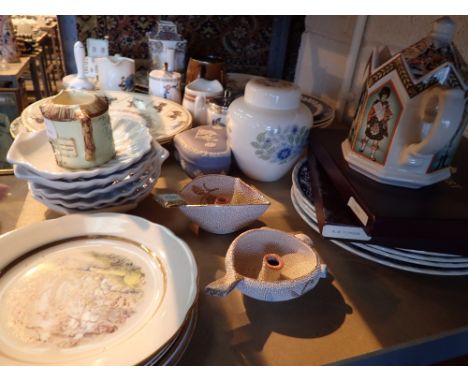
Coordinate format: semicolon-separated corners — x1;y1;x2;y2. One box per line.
8;112;153;180
20;91;192;145
0;213;198;365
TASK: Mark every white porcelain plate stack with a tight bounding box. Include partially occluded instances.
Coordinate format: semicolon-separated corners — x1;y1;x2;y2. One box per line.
301;94;335;128
7;111;169;214
291;159;468;276
0;213;198;365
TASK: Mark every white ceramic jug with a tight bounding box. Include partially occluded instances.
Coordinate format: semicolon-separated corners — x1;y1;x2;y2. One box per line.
182;78;223;126
95;55;135;91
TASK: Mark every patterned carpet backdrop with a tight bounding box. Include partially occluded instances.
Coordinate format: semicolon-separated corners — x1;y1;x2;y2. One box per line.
76;16;277;75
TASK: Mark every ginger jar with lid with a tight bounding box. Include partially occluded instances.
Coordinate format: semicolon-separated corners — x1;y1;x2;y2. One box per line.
227;78;312;182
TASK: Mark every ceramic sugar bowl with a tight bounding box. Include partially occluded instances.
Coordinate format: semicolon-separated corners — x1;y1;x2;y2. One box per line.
205;228;327;301
227;78;313;182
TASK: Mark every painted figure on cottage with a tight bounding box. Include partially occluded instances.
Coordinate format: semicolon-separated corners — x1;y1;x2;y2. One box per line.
359;86;393;161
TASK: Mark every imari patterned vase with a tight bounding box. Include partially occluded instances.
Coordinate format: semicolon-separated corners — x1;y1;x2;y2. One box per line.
343;17;468;188
227;78;312;182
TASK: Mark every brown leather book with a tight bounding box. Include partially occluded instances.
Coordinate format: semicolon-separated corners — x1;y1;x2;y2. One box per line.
307;152;371;241
308;126;468;250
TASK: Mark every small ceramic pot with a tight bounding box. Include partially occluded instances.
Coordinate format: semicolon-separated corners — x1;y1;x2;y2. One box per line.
205;228;327;301
39;90;115;169
227;78;313;182
174;124;231;177
182;78;224;126
178;174;270;234
149;69;182;103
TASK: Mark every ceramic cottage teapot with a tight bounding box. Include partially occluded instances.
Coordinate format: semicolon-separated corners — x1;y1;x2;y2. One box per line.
343;17;468;188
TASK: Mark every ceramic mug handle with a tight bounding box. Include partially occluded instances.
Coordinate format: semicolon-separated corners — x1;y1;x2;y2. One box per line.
293;232;314;247
75;109;96;162
194;94;207;125
400;87;465;164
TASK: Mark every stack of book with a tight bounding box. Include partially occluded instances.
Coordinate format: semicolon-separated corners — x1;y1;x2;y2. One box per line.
290;125;468;276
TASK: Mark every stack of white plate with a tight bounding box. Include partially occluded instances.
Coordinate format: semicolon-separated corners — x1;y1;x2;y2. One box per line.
301;94;335;128
0;214;198;365
7;111;168;214
291;159;468;276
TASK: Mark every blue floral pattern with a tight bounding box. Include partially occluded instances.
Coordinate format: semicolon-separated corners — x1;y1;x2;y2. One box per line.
250;125;309;164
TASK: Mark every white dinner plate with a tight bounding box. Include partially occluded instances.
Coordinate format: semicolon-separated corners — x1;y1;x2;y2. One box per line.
27;147;160;200
8;111;153;180
290;187;468;276
21;91;192;145
0;213;198;365
30;164;160;209
30;173;157;214
12;143;166;191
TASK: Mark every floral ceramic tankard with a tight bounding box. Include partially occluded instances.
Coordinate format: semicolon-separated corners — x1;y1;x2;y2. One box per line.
343;17;468;188
39;90;115;169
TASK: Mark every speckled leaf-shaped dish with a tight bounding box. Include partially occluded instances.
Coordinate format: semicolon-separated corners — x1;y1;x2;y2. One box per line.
178;174;271;234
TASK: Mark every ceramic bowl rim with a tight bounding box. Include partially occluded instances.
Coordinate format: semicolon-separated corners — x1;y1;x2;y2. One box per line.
179;174;271;207
226;227;321;286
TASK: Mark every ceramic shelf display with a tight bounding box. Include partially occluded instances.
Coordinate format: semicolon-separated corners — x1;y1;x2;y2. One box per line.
227;78;313;182
343;17;468;188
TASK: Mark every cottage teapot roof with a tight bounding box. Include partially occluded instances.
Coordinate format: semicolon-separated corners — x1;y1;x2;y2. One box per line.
367;17;468;98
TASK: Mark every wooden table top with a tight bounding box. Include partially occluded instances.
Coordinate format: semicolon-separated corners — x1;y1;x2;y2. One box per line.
0;56;31;79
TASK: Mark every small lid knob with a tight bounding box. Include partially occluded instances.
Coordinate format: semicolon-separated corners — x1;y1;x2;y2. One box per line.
244;78;301;110
431;17;456;46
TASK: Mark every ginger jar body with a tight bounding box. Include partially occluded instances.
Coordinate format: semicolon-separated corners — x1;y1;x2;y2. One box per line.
227;79;312;182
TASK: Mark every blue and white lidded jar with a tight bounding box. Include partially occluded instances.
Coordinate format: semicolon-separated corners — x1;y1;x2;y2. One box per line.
227;78;312;182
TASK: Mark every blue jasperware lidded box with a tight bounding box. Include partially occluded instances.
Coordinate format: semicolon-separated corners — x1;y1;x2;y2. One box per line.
174;125;231;178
